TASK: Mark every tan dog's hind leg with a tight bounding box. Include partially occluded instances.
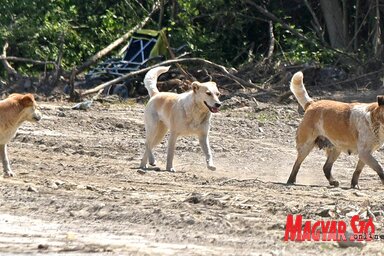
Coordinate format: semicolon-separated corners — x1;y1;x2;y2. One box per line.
166;132;178;172
287;141;314;184
323;148;341;187
287;123;316;184
1;144;14;177
199;135;216;171
351;160;365;189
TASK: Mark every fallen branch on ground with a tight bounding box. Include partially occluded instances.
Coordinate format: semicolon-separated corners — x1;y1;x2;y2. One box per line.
0;56;57;66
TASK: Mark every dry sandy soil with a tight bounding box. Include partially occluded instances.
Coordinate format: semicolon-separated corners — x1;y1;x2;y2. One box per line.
1;89;384;255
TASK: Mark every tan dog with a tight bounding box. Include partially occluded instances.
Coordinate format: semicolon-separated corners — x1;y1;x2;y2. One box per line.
0;93;42;177
287;71;384;188
140;66;221;173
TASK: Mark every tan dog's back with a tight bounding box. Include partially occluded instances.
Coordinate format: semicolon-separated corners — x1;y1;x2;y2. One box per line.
300;100;359;151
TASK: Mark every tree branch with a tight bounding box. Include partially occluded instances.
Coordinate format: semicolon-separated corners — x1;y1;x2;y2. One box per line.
244;1;310;43
0;42;19;79
81;57;269;97
303;0;325;44
266;20;275;59
0;56;57;66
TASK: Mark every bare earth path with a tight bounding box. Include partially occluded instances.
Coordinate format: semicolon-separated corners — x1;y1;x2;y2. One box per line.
0;96;384;255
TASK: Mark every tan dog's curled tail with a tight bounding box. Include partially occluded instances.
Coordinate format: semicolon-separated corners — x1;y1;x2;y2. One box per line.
144;66;171;97
290;71;313;110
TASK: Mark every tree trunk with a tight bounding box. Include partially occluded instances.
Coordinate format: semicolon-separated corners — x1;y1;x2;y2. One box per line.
158;0;165;29
354;0;360;50
320;0;346;48
373;0;382;58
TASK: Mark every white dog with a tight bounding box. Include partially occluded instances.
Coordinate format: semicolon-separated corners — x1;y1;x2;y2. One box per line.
140;66;221;173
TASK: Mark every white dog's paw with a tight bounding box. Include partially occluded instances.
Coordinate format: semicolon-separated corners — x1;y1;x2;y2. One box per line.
167;167;176;173
207;165;216;171
3;170;15;178
138;165;161;173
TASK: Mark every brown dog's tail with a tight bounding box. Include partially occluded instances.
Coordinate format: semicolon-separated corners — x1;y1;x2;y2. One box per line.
290;71;313;110
144;66;171;97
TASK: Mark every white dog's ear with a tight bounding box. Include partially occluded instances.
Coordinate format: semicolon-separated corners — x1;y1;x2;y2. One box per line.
191;81;200;92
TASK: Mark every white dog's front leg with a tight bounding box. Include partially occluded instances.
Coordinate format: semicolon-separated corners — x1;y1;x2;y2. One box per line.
199;135;216;171
166;132;178;172
140;143;149;169
0;144;14;177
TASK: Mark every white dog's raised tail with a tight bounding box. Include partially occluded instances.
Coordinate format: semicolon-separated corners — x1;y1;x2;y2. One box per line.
144;66;171;97
290;71;313;110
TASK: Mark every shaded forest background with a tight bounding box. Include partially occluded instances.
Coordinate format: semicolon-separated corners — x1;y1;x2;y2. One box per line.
0;0;383;100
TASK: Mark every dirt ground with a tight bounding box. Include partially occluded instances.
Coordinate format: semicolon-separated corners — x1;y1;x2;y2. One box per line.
1;88;384;255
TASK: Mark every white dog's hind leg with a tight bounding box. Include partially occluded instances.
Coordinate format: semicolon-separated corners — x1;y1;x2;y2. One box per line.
139;143;160;173
199;135;216;171
140;143;150;168
140;122;167;171
148;122;168;166
1;144;14;177
166;132;178;172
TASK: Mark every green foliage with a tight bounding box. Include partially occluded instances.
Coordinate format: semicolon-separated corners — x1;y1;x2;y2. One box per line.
0;0;157;75
172;0;260;65
274;24;337;65
0;0;380;77
166;0;341;66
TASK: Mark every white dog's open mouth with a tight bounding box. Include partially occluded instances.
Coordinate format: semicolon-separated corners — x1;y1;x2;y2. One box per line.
204;101;220;113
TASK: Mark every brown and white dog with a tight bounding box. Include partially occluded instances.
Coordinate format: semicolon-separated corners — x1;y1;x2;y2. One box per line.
0;93;42;177
140;66;221;173
287;71;384;188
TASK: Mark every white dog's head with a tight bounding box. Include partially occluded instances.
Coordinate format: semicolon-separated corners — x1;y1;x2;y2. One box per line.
192;81;221;113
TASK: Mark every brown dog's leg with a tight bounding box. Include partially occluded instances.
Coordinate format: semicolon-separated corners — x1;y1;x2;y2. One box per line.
351;160;365;189
358;151;384;185
287;142;314;184
323;148;341;187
